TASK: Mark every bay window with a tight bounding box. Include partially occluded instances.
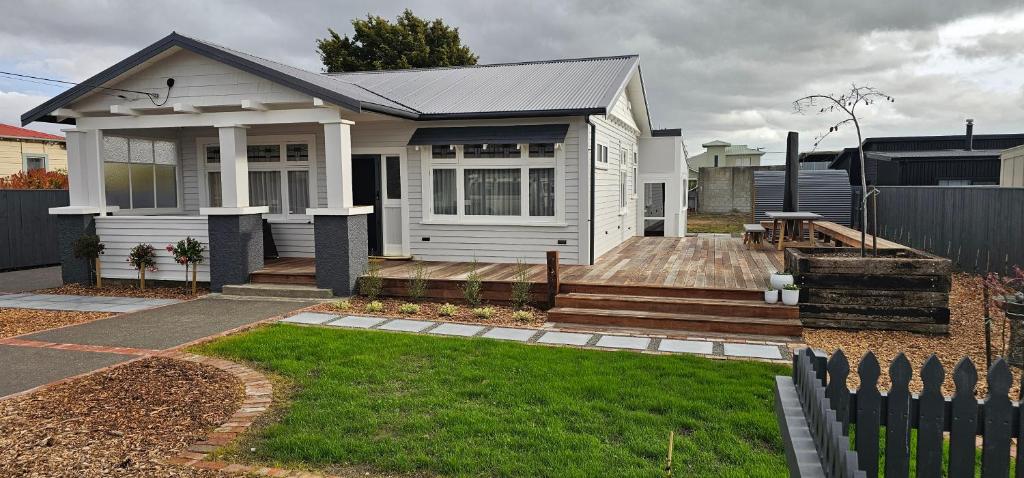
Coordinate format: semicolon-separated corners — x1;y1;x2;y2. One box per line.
104;136;179;211
424;142;562;224
200;135;315;219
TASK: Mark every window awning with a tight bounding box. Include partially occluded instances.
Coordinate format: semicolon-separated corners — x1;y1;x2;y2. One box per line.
407;124;570;146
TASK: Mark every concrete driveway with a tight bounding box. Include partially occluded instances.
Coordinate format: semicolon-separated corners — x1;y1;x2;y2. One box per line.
0;266;62;294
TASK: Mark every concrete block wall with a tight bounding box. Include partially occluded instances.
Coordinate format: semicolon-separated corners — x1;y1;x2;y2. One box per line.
697;165;785;214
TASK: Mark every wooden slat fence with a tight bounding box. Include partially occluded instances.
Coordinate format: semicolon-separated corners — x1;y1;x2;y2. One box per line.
0;189;68;271
788;347;1022;477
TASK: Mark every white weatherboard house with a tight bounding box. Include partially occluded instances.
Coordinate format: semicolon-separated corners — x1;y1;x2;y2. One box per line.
23;32;687;295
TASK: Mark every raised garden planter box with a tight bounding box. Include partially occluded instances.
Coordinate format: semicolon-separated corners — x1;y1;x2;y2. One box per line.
784;247;952;334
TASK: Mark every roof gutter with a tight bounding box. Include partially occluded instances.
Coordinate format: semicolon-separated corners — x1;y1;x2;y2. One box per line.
586;115;596;265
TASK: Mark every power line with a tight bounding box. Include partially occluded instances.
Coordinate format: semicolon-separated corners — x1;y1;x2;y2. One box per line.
0;70;160;99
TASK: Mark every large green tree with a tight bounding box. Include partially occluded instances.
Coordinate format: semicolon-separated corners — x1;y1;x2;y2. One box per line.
317;9;478;72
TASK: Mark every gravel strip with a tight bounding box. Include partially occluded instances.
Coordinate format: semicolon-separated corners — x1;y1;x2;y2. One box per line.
0;308;112;339
803;273;1019;397
38;284;208;301
0;357;243;477
305;296;546;328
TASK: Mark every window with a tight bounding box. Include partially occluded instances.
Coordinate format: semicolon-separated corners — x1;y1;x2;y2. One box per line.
597;144;609;163
713;154;719;167
619;169;627;210
644;182;666;237
385;156;402;199
202;137;313;218
103;136;178;210
23;154;47;172
425;142;562;223
431;145;456;160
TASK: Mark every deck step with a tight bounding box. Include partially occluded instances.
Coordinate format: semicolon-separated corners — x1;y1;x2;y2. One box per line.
222;283;333;299
555;293;799;319
548;307;803;337
558;282;765;301
250;271;316;286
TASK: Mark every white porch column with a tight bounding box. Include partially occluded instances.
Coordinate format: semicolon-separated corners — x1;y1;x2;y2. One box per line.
83;128;106;211
322;119;355;209
218;125;249;209
62;129;89;207
50;128;108;215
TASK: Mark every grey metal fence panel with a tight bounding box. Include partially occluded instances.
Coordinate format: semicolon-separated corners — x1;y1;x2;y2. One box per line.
869;186;1024;272
754;170;852;225
0;189;69;270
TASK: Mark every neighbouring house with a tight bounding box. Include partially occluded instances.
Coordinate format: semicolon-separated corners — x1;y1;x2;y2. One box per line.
0;123;67;177
21;32;687;295
797;150;840;170
829;120;1024;186
1000;145;1024;187
686;140;764;176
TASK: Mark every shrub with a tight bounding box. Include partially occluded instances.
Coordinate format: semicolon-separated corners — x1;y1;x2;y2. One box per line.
783;283;800;290
512;310;534;322
398;303;421;314
438;303;458;317
472;306;495;319
510;259;532;309
127;243;157;289
0;169;68;189
462;260;483;306
407;263;429;301
359;262;383;300
166;236;205;294
365;301;384;313
332;299;352;310
72;234;105;287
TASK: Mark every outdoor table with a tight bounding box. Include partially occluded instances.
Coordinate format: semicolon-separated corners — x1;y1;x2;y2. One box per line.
765;211;824;251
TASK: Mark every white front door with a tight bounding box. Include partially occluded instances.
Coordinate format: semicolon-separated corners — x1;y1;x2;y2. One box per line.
354;147;409;257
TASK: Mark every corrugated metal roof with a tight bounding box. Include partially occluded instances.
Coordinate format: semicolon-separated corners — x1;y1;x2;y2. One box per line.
327;56;639;117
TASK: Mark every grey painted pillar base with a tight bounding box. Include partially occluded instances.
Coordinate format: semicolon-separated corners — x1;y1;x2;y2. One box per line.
56;214;96;285
207;214;264;292
313;214;368;297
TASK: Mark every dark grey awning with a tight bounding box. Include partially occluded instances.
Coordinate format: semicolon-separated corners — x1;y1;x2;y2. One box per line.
407;124;570;146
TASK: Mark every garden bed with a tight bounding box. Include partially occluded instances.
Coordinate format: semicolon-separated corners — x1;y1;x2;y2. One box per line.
785;247;952;333
37;283;208;300
0;308;112;339
306;296;547;328
0;357;241;477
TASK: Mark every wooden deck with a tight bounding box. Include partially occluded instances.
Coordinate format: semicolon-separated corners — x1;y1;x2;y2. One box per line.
374;235;783;291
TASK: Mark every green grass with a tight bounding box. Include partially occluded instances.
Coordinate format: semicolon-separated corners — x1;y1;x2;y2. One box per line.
686;213;749;235
193;324;789;477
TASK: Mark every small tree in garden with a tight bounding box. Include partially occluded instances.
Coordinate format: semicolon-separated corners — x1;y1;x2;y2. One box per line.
793;84;895;257
359;261;384;300
462;260;483;306
986;266;1024;367
407;262;429;301
510;260;532;309
167;237;205;294
127;243;157;290
72;233;105;288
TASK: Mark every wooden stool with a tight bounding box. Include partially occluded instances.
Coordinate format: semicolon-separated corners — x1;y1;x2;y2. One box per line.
743;224;766;249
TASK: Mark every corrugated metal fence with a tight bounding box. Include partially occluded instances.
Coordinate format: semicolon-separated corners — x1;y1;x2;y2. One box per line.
867;186;1024;272
753;169;851;225
0;189;68;271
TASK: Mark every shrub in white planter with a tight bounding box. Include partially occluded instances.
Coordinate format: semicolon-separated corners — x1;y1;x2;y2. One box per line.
771;271;795;291
764;289;779;304
782;284;800;305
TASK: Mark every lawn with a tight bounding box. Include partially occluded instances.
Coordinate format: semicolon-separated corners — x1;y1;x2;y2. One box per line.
686;212;749;235
194;324;789;477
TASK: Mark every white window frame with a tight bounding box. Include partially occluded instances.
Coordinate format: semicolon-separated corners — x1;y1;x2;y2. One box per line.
420;142;566;226
595;143;610;169
196;134;318;222
22;153;48;172
104;135;184;215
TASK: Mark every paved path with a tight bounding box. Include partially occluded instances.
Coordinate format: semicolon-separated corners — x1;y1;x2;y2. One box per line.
0;293;180;313
0;266;62;293
280;312;794;362
0;297;314;398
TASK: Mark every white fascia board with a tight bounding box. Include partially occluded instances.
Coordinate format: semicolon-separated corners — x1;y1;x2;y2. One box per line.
77;107;342;130
200;206;271;215
305;206;374;216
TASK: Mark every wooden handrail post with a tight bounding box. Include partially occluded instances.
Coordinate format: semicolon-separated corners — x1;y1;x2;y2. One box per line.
546;251;560;308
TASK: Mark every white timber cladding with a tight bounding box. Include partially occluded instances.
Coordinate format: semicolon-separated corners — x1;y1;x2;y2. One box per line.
591;92;641;259
94;216;210;282
270;222;315;257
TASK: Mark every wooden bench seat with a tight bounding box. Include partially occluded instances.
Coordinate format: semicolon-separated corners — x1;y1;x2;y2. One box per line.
811;221;905;249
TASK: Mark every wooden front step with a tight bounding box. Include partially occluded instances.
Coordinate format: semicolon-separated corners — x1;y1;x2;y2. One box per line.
250;271;316;286
548;307;803;337
558;282;765;301
555;293;799;320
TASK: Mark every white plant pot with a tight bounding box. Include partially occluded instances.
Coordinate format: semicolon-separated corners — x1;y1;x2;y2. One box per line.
771;273;794;291
764;290;779;304
781;288;800;306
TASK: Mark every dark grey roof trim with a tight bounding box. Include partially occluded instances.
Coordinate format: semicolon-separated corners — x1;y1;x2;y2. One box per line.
652;128;682;137
408;124;570;145
417;108;605;121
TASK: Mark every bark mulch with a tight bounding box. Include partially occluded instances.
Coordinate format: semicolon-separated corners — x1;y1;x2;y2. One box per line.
0;308;112;339
803;273;1019;398
38;283;208;301
306;296;547;328
0;357;243;477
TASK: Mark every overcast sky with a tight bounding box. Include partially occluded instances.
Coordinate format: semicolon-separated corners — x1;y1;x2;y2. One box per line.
2;0;1023;162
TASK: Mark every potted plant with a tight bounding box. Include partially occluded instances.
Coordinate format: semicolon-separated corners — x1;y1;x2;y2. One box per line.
781;283;800;306
167;237;205;294
987;266;1024;366
127;243;157;290
770;271;795;291
72;233;105;288
764;288;779;304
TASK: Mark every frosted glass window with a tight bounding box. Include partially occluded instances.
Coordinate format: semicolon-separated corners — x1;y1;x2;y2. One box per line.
104;136;129;163
249;171;282;214
432;169;456;215
154;140;177;165
529;168;555;216
104;163;131;209
129;138;154;163
464;168;520;216
287;171;309;215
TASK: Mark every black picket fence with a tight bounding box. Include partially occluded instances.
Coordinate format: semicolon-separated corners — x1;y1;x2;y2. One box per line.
788;348;1021;478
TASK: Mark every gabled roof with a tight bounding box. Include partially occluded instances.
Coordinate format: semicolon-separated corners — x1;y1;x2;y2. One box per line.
0;123;63;141
701;140;731;147
22;32;648;128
